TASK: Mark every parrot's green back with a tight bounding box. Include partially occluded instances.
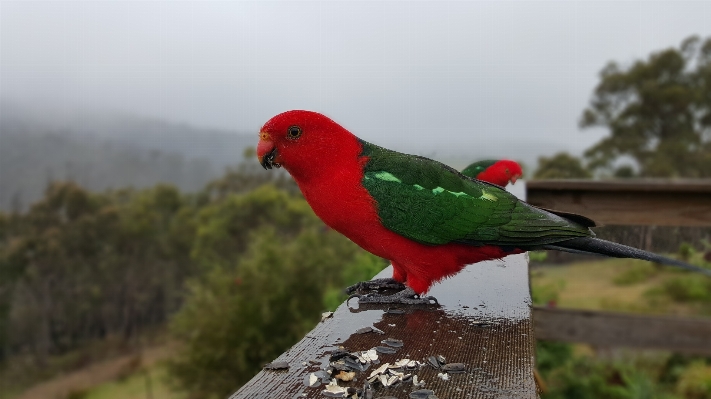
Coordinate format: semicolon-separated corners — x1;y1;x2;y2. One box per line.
359;141;592;247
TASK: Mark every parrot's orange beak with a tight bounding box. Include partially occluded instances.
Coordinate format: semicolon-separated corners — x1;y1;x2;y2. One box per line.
510;174;520;184
257;132;281;169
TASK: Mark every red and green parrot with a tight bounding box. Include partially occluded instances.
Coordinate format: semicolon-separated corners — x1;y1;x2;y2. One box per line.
460;160;522;187
257;110;710;304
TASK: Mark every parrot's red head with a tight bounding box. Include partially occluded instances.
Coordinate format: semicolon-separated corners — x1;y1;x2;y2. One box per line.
499;160;523;185
257;110;359;180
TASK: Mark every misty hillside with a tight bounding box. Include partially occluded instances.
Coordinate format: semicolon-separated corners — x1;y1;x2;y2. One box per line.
0;104;254;211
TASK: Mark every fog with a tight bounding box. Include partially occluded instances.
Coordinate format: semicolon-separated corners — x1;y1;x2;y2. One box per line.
2;1;711;167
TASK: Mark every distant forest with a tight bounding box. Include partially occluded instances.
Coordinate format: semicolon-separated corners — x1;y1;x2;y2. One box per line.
0;104;254;211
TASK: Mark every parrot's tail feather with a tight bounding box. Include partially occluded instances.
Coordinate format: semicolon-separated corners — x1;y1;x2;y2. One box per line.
540;245;601;257
543;237;711;277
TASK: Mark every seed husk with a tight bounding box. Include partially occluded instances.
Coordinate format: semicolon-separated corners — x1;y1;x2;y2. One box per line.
323;379;348;397
315;370;331;383
382;338;404;348
369;363;390;379
441;362;466;374
321;311;334;322
375;346;397;354
343;357;365;372
362;381;374;399
378;374;389;387
263;361;289;370
304;372;320;387
329;349;350;362
394;358;411;367
409;389;435;399
322;392;346;398
330;360;351;372
427;356;441;369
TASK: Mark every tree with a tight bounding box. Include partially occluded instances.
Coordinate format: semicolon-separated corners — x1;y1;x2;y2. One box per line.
204;148;298;200
533;152;592;179
190;185;317;271
581;36;711;178
167;187;385;398
1;182;196;364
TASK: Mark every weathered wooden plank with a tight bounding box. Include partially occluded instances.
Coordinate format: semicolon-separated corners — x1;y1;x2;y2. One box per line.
532;306;711;356
526;179;711;226
230;254;536;399
526;179;711;193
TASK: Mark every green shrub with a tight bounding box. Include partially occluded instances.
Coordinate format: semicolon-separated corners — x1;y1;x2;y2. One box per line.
679;243;696;262
531;280;565;305
677;361;711;399
659;354;697;385
660;276;711;302
542;358;636;399
529;251;548;263
167;221;379;397
536;341;572;374
540;354;679;399
613;263;657;286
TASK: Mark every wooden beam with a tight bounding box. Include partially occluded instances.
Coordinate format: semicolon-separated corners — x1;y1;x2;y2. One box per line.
526;179;711;226
532;306;711;356
230;255;537;399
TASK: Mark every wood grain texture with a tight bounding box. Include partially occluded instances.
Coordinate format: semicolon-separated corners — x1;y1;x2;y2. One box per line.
230;255;537;399
532;306;711;356
526;179;711;226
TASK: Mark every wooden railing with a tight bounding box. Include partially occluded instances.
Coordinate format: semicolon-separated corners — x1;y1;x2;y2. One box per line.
528;179;711;354
532;306;711;356
526;179;711;227
230;255;538;399
230;179;711;399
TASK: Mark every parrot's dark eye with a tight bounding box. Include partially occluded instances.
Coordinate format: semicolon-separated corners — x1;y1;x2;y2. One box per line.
287;125;302;140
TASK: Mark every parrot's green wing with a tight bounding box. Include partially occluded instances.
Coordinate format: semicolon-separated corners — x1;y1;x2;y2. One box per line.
460;160;496;179
360;141;592;247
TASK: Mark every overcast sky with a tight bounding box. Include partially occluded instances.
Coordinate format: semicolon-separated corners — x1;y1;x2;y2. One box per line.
2;1;711;165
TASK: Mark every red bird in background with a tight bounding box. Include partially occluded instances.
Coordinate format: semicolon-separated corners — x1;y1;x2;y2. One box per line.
460;159;523;188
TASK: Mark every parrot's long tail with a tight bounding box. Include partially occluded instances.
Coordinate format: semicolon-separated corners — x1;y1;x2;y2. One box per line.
543;237;711;277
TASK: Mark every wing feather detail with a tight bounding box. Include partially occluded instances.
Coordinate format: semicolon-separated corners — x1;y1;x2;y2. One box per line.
360;141;592;247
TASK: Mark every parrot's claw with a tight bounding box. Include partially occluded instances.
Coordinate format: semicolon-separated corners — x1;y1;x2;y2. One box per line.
348;287;439;306
345;278;406;295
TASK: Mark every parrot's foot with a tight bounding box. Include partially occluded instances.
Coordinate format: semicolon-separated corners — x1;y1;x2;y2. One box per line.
348;287;439;306
345;278;406;295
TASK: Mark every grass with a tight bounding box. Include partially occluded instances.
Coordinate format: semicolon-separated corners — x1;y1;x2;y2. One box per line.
530;257;708;315
82;364;185;399
6;341;184;399
532;253;711;398
613;263;658;286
